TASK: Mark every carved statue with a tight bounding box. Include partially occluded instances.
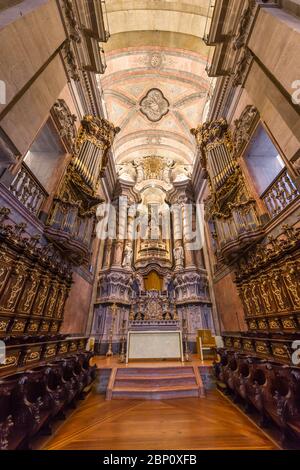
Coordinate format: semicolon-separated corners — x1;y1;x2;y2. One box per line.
162;158;175;183
130;272;143;297
122;244;133;268
173;245;184;269
173;163;192;182
166;274;175;300
133;158;144;183
52;99;77;151
117;161;137;182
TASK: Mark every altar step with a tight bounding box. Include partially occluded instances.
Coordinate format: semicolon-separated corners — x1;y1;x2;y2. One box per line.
106;366;205;400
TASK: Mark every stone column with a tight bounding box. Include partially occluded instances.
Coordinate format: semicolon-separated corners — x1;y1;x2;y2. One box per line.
102;239;113;269
112;238;124;266
111;200;125;267
182;202;196;269
172;203;184;270
121;210;135;269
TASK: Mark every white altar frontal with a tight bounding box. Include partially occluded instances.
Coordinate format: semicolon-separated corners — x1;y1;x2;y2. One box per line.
126;330;184;362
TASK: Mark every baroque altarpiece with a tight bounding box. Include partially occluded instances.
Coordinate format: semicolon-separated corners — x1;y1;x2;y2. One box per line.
93;154;214;353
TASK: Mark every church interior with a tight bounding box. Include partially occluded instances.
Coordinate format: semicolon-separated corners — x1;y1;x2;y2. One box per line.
0;0;300;452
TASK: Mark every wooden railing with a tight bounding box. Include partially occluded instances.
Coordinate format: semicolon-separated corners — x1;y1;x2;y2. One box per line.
261;168;299;219
10;163;48;217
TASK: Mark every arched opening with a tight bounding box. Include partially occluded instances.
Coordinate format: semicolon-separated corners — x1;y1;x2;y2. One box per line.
143;270;163;291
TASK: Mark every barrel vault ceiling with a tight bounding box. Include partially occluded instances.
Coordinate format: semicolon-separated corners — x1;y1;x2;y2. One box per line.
98;0;213;166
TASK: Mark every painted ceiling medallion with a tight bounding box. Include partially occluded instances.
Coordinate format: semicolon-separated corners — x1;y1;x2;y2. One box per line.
140;88;169;122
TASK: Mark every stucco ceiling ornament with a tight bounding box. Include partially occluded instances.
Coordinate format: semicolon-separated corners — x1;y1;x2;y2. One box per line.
140;88;169;122
149;52;163;69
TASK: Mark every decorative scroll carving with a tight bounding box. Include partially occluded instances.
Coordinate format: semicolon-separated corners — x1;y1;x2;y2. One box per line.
61;0;81;43
231;105;258;156
117;156;188;184
62;39;80;81
51;99;77;152
232;48;253;87
173;271;209;303
233;0;256;50
97;270;132;303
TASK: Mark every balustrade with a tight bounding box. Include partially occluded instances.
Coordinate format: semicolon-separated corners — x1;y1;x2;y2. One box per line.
261;169;299;219
10;164;48;217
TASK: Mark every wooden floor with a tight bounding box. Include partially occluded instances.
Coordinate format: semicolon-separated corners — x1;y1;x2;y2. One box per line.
42;385;279;450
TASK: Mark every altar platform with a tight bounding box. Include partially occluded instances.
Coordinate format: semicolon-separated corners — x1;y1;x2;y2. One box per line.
92;354;212;369
92;355;212;400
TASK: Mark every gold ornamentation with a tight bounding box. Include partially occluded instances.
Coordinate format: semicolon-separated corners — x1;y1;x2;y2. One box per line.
283;269;300;307
6;269;25;311
1;356;18;368
69;342;77;352
256;342;268;354
35;280;49;315
272;346;289;358
27;322;39;332
271;278;285;310
241;285;252;315
0;320;8;331
251;282;260;314
25;351;40;363
233;339;241;349
258;319;267;330
59;344;68;354
0;263;9;289
243;340;254;351
248;319;257;329
282;318;296;329
46;284;58;317
51;322;59;332
40;321;49;332
23;272;39;312
12;320;26;332
45;347;56;357
260;277;272;312
56;287;67;318
268;319;280;329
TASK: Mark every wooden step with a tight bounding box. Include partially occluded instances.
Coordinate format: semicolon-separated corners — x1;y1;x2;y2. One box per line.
114;375;197;388
113;384;200;392
112;387;199;400
116;367;194;377
106;365;205;400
